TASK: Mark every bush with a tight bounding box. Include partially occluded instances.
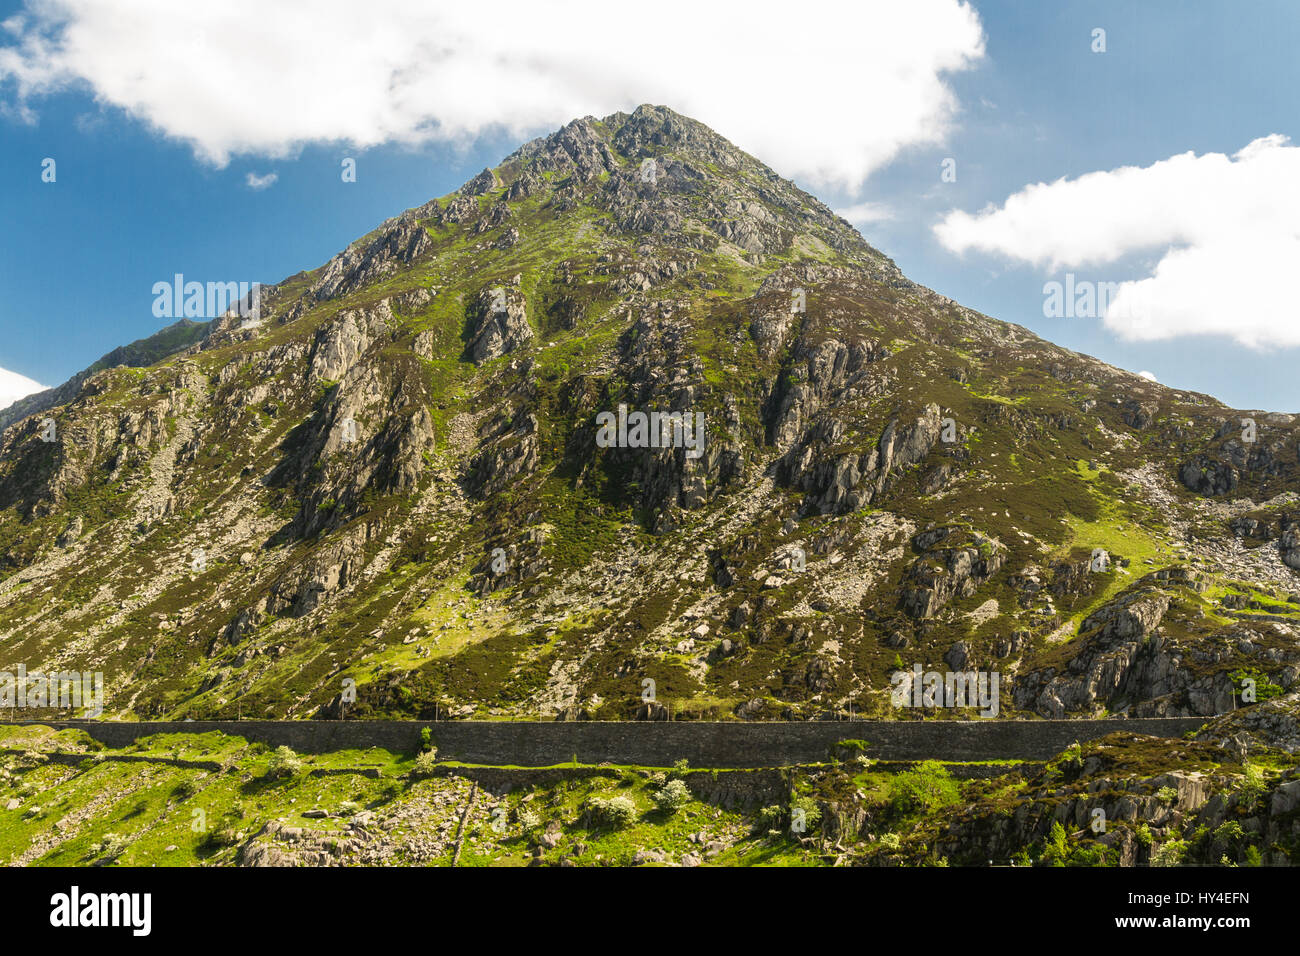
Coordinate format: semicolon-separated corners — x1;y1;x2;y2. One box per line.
419;727;433;752
887;761;960;815
755;805;784;832
173;777;200;800
1040;821;1071;866
94;833;129;863
264;746;302;780
651;779;691;813
586;795;637;829
1237;762;1266;812
1214;821;1244;845
204;826;242;849
517;807;541;831
411;749;439;778
789;795;821;833
669;758;690;780
1151;838;1187;867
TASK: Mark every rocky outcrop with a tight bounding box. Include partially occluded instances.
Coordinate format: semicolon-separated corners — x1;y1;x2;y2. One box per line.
930;735;1300;866
1120;398;1158;430
465;283;532;364
311;220;431;301
309;302;394;382
1179;453;1238;496
1011;581;1263;718
899;525;1006;619
1197;691;1300;754
468;407;540;498
778;403;939;516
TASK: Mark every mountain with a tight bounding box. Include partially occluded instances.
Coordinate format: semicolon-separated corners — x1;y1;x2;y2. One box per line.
0;318;212;432
1;104;1299;732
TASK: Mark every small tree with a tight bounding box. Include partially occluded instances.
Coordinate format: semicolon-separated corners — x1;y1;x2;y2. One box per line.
411;748;439;779
265;745;302;780
586;795;637;829
652;779;691;813
1237;761;1266;812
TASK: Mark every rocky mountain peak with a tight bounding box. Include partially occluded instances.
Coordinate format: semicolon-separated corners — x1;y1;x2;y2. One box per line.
0;107;1297;737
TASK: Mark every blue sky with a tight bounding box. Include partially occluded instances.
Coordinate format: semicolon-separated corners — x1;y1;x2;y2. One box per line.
1;0;1298;411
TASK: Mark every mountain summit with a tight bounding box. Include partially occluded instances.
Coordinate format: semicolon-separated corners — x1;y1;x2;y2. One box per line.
2;105;1298;724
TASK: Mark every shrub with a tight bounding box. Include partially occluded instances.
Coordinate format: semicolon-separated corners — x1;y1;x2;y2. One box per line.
1040;821;1071;866
1237;762;1266;812
419;727;433;752
1151;838;1187;867
264;746;302;780
669;758;690;780
204;826;242;849
651;779;691;813
94;833;129;863
517;807;541;831
1214;821;1244;845
172;777;200;800
789;795;821;833
888;761;960;815
586;795;637;829
1155;785;1178;804
755;805;784;831
411;749;439;778
1135;823;1153;846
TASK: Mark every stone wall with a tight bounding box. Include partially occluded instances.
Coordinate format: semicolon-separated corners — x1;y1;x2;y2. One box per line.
2;717;1208;766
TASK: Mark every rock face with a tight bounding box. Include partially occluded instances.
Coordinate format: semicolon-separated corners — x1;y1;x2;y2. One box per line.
1179;453;1238;496
776;396;939;516
465;284;532;364
925;733;1300;866
1015;572;1300;719
1198;692;1300;753
312;221;431;302
1;104;1299;726
900;525;1005;619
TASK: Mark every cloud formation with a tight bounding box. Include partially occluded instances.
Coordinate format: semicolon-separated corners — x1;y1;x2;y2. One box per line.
245;171;278;190
0;0;984;192
0;366;45;410
934;135;1300;348
836;201;896;225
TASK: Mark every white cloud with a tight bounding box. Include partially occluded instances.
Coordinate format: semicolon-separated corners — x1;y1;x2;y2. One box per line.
0;0;985;192
245;171;277;190
836;201;896;225
0;366;46;410
1137;370;1158;383
934;135;1300;348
